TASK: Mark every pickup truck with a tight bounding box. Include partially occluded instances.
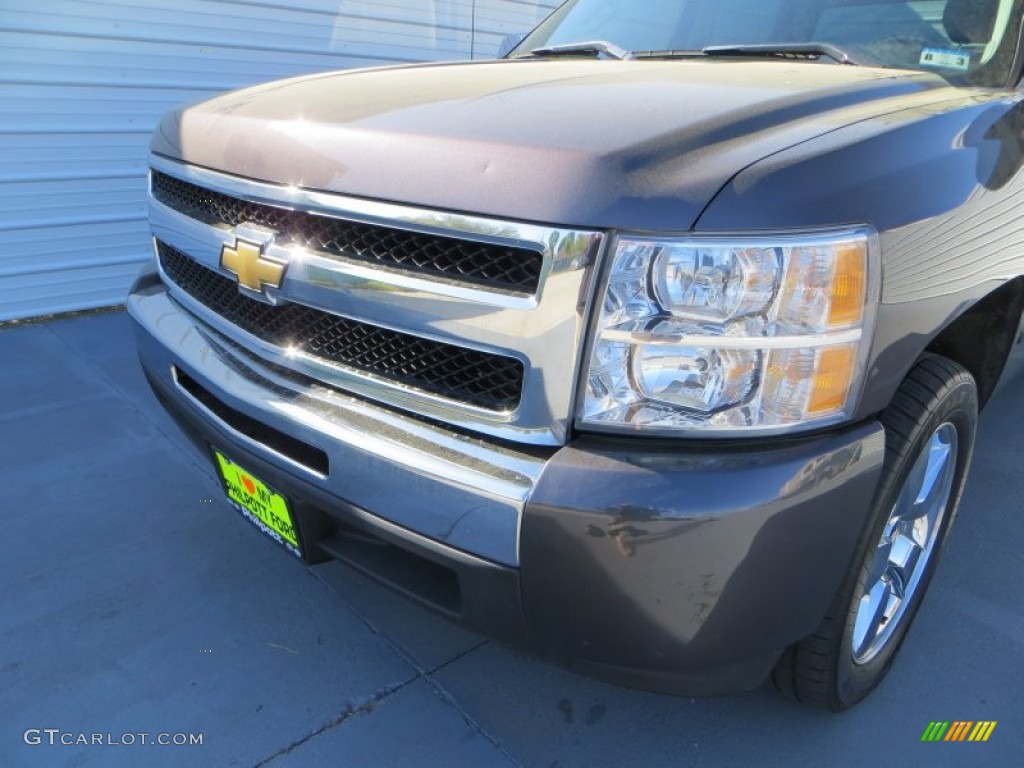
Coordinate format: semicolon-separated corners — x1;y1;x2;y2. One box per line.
129;0;1024;710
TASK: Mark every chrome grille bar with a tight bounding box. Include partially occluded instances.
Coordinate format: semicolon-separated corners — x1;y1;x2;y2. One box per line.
158;241;525;411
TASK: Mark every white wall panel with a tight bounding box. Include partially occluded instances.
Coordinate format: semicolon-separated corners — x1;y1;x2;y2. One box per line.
0;0;558;321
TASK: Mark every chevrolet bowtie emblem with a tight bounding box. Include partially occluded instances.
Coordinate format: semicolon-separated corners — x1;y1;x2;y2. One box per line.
220;238;287;296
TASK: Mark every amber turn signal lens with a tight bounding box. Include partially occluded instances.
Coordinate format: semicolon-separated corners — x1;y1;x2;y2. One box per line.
828;242;868;328
809;344;857;415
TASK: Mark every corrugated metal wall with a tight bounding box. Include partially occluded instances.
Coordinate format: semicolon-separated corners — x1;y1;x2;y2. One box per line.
0;0;558;321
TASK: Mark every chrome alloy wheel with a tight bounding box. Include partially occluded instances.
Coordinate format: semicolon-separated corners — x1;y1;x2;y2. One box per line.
852;422;959;665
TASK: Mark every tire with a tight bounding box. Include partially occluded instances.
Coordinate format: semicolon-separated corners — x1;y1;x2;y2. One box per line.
772;355;978;711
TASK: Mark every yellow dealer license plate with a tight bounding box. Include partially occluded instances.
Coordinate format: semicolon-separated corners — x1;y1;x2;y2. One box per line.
214;450;301;558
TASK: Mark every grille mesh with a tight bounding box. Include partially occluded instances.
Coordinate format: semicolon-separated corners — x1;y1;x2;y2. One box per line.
157;242;525;411
151;171;544;294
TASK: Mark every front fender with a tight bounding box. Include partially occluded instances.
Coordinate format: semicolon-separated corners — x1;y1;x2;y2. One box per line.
696;93;1024;419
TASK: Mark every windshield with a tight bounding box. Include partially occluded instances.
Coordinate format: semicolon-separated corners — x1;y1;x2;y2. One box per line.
515;0;1024;87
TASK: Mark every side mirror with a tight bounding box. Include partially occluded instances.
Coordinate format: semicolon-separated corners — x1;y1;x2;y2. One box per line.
497;32;527;58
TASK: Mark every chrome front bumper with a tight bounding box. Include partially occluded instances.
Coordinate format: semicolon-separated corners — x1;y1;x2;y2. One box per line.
129;275;548;567
132;270;890;696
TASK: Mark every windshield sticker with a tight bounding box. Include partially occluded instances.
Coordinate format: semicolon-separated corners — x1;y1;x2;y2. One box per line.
919;48;970;72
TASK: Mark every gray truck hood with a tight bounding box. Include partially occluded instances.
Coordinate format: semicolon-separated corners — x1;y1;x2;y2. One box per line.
152;59;956;231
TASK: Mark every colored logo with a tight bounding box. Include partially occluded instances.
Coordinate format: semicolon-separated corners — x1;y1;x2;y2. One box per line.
220;236;287;299
921;721;997;742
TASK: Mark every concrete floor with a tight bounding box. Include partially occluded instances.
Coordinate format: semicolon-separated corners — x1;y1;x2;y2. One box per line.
2;309;1021;767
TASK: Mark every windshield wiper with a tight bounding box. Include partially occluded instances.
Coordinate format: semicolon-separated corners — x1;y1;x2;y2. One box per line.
703;43;858;66
526;40;634;61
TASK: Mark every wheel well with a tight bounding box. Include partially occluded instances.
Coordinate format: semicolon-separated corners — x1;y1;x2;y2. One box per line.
925;278;1024;410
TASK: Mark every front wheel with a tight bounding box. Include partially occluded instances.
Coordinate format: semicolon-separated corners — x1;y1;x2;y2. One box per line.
773;356;978;711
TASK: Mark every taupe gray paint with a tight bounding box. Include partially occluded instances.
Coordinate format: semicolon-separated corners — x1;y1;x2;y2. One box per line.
136;54;1024;695
152;59;957;233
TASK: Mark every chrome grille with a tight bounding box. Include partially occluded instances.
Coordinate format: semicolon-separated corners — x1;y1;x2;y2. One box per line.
148;156;603;445
157;241;525;411
151;171;544;294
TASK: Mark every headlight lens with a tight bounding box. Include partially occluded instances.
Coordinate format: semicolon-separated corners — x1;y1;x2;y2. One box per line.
653;245;780;322
579;229;876;435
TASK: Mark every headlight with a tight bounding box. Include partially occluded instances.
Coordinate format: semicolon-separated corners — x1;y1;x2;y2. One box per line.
579;228;877;435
